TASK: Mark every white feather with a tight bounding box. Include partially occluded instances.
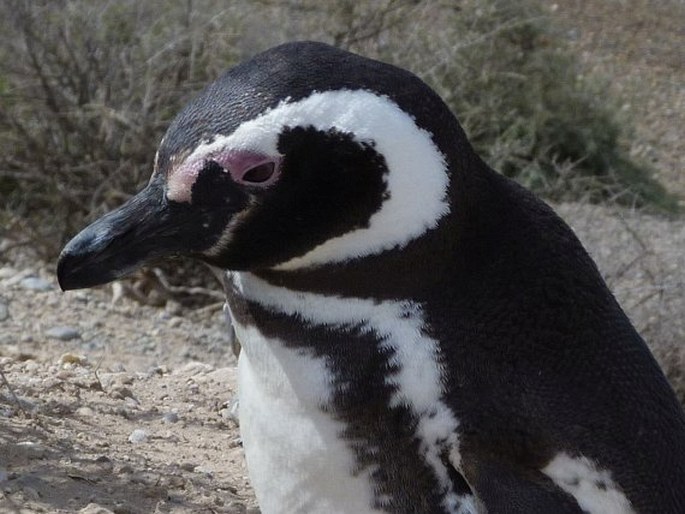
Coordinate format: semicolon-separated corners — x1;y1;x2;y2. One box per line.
236;324;382;514
542;452;636;514
232;272;474;514
188;90;450;269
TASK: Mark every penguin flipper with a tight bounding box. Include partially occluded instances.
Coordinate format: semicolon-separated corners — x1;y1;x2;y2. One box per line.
463;457;585;514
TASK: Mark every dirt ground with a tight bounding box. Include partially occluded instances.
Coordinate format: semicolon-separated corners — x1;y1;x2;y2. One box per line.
1;2;684;513
0;259;258;514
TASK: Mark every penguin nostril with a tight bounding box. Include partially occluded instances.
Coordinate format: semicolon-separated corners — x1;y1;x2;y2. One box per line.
241;161;276;184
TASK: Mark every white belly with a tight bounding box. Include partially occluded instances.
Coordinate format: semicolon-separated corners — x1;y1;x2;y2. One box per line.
237;323;383;514
229;271;465;513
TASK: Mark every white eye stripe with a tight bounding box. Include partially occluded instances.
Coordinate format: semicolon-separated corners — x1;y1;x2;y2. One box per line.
189;89;451;269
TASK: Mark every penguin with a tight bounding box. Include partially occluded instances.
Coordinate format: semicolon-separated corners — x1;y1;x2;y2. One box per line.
57;42;685;513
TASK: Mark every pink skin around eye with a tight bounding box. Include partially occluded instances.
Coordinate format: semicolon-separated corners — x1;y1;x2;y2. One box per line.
166;150;281;203
214;151;281;186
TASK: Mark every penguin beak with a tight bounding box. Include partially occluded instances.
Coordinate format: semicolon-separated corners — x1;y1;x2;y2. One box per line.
57;177;198;291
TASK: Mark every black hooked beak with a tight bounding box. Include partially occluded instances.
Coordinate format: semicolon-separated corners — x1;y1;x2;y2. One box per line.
57;178;179;290
57;173;241;291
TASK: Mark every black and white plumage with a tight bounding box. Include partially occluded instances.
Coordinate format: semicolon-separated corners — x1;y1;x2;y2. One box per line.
57;42;685;513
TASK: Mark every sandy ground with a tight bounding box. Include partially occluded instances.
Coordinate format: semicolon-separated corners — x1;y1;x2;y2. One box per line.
0;260;258;514
1;2;684;513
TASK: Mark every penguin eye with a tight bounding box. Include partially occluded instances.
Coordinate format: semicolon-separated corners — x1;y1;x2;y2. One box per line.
241;162;276;184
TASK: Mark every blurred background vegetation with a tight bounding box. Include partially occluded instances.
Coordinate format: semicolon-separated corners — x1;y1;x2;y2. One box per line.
0;0;680;269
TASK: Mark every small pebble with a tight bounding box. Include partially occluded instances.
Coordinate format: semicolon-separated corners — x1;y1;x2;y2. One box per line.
128;429;148;444
162;412;179;424
79;503;116;514
16;441;47;459
0;266;17;279
46;326;81;341
118;464;134;474
111;386;134;400
165;300;183;316
193;465;213;477
76;406;95;417
124;397;139;409
95;456;114;473
206;367;234;385
23;360;39;372
20;276;52;291
154;500;173;513
116;373;135;385
55;369;74;380
166;475;185;488
60;353;85;365
130;470;158;486
115;407;131;419
160;431;180;443
180;361;214;375
85;339;105;351
0;300;9;321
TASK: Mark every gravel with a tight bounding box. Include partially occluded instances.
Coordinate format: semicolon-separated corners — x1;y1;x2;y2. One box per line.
0;261;253;513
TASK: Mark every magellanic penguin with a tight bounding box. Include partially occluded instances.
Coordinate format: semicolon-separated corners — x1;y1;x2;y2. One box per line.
57;42;685;514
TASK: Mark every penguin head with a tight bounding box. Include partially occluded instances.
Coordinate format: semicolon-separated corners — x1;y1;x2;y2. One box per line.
58;42;469;290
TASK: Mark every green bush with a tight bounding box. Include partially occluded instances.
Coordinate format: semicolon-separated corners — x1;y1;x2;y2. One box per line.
0;0;677;262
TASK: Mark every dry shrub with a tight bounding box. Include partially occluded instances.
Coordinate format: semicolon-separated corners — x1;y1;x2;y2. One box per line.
0;0;677;286
0;0;242;255
262;0;677;211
